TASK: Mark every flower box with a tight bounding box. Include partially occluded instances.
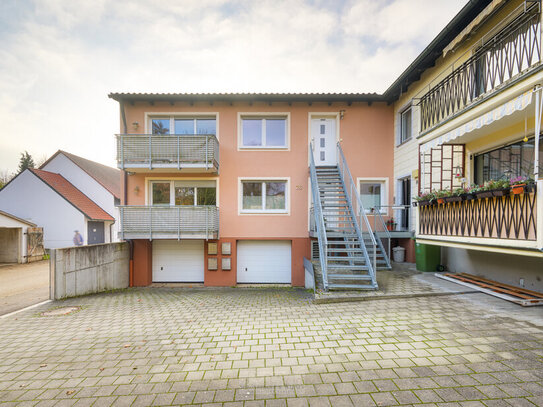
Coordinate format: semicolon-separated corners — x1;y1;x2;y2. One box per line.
512;184;526;195
417;200;432;206
444;196;463;203
464;193;476;200
474;191;493;199
492;188;510;197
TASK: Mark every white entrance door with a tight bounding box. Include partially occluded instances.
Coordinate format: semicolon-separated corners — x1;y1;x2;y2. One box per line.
152;240;204;282
311;118;337;166
237;240;291;283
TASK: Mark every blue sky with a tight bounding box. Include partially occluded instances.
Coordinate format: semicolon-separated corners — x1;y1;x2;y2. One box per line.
0;0;466;173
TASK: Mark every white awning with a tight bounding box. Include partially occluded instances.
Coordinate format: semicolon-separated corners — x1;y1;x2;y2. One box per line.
420;90;533;153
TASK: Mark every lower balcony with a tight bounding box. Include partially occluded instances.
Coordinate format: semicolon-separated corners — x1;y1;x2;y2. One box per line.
119;206;219;240
417;181;541;252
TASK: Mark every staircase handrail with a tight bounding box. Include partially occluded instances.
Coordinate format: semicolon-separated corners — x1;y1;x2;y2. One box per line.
370;207;392;269
336;142;377;278
309;143;329;290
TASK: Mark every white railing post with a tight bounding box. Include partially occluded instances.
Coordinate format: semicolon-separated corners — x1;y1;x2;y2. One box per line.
177;134;181;170
148;135;152;170
205;135;209;170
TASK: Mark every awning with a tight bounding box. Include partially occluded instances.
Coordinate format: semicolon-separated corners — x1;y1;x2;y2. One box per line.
420;90;533;153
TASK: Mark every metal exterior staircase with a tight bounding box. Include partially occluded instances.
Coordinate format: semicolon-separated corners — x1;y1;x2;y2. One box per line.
309;142;389;291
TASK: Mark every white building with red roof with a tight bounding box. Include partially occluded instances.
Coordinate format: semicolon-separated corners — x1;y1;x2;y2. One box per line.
0;152;119;249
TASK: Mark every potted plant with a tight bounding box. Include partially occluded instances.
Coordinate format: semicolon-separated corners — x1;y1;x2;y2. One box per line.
385;218;396;231
510;176;531;195
433;189;451;204
472;183;493;199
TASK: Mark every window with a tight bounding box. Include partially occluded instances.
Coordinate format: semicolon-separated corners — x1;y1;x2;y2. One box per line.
241;180;287;212
399;107;412;144
358;179;387;213
474;135;543;184
240;117;287;148
150;117;216;135
150;180;216;206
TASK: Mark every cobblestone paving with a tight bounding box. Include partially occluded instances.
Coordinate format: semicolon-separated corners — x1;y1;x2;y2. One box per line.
1;286;543;406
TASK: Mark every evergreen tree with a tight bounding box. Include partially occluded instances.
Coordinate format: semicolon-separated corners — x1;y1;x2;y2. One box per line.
17;151;35;174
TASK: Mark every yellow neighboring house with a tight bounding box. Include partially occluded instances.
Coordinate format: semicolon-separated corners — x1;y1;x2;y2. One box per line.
388;0;543;291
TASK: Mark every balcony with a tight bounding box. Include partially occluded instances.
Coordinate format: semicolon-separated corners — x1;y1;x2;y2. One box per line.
417;182;540;251
419;4;541;132
119;206;219;240
116;134;219;172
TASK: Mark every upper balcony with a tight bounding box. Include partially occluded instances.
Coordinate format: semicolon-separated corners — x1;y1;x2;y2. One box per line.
419;3;541;133
116;134;219;173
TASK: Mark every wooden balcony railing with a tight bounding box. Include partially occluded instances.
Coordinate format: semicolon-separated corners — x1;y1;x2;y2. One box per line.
116;134;219;171
418;188;537;241
119;206;219;240
419;5;541;132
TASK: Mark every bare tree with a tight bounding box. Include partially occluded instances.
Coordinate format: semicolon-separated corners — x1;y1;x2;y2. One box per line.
0;169;14;189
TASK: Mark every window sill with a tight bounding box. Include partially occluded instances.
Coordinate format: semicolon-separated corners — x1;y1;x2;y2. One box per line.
396;138;413;148
238;146;289;151
240;210;289;215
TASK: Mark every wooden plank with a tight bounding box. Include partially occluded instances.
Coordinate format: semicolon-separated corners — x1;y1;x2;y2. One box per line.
444;273;535;300
457;273;543;298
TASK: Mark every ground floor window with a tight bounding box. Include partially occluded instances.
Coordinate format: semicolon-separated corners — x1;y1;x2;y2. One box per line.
358;178;387;213
241;180;287;212
474;134;543;184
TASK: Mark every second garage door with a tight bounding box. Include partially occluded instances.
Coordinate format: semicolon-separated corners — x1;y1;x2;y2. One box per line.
237;240;291;283
152;240;204;282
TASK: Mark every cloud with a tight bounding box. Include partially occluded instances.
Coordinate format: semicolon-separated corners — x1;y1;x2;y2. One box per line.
0;0;466;172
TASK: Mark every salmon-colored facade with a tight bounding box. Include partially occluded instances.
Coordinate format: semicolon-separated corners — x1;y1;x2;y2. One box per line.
113;95;395;286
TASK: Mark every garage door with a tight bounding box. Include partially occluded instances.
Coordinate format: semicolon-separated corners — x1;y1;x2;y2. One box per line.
152;240;204;282
237;240;291;283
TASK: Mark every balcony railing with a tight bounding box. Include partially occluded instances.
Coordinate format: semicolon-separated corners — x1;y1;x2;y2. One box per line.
119;206;219;240
418;187;537;242
116;134;219;171
419;4;541;132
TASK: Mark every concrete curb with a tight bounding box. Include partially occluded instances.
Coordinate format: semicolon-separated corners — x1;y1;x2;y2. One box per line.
313;290;479;304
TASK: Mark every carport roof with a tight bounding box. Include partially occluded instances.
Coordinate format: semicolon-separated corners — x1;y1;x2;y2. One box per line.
29;169;115;222
0;210;36;227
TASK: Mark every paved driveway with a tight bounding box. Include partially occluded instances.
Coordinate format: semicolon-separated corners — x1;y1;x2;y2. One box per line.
0;286;542;406
0;260;49;316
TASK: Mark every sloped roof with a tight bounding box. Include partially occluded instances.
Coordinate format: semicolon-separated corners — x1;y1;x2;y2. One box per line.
0;209;36;227
29;169;114;221
40;150;121;199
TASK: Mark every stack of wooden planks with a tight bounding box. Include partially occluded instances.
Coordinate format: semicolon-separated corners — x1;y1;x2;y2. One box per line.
437;272;543;306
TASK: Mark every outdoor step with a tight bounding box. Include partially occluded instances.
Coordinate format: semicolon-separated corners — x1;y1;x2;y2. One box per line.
327;274;373;280
327;264;369;270
328;283;377;290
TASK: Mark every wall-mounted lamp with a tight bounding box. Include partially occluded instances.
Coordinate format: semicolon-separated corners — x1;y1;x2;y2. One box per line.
132;121;139;130
134;186;140;194
339;110;345;120
126;171;135;176
453;165;463;178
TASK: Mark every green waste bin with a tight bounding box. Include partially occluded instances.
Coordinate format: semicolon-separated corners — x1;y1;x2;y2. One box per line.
415;243;441;272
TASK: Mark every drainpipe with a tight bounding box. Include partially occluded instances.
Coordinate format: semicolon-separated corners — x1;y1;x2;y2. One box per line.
128;239;134;287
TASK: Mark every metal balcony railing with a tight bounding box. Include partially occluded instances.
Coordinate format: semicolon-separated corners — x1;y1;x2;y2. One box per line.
119;205;219;240
116;134;219;171
418;186;537;241
419;4;541;132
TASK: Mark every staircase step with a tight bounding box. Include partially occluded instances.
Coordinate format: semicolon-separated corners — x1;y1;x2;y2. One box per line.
327;274;373;280
328;283;377;290
328;265;369;271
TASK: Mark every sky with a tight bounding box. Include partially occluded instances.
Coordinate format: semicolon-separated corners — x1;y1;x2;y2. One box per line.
0;0;467;174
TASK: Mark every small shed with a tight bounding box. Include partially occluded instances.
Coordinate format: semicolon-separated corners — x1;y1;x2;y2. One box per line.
0;210;40;264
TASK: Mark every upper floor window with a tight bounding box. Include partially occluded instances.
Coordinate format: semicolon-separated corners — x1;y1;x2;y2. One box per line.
399;107;412;145
241;180;288;213
240;116;287;148
150;180;216;206
150;117;216;135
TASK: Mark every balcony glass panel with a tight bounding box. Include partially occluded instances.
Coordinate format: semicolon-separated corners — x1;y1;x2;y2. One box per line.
152;182;170;205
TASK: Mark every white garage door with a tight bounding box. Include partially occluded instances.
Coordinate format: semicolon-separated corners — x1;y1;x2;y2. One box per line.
237;240;291;283
152;240;204;282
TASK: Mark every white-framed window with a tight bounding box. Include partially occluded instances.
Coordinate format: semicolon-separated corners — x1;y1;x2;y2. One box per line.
399;106;412;145
239;115;288;148
357;178;388;214
149;116;217;135
150;180;216;206
239;179;289;213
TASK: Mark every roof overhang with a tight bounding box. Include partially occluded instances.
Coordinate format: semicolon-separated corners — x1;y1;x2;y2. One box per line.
108;92;386;105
